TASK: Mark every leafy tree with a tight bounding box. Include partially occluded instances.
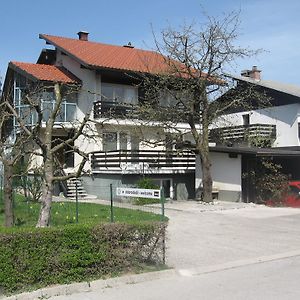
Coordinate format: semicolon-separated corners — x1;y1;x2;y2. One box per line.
0;100;32;226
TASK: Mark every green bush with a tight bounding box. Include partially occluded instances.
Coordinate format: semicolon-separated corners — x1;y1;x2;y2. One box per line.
243;158;289;205
134;178;161;206
0;222;166;295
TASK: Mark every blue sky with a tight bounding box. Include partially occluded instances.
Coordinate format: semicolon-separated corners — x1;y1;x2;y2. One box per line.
1;0;300;86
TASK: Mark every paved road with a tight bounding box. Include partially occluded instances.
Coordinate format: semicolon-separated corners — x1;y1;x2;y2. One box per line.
53;255;300;300
48;201;300;300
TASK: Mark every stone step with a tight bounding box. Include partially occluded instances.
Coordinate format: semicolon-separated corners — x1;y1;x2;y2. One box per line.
67;181;82;185
67;192;88;196
65;177;88;199
67;177;82;181
67;194;87;199
67;191;86;195
67;186;86;190
67;183;85;188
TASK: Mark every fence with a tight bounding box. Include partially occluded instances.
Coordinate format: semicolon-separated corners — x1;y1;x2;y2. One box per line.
0;172;3;210
0;177;167;263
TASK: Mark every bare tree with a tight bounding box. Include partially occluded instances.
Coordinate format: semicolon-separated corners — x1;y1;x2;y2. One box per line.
138;12;269;202
3;83;93;227
0;100;33;226
35;84;92;227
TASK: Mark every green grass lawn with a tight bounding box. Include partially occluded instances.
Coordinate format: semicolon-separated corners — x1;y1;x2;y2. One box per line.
0;194;165;227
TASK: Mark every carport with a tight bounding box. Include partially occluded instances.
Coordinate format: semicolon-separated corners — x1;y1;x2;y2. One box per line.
210;146;300;203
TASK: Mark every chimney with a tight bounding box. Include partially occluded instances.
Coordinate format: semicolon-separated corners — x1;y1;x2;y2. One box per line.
241;66;261;81
123;42;134;48
77;31;89;41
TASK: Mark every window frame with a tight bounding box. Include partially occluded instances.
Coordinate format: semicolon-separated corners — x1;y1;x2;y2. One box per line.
101;82;138;104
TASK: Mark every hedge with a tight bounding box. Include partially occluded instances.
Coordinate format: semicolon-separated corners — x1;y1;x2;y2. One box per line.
0;222;166;295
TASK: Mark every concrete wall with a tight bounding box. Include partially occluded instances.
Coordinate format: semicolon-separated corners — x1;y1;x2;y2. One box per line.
82;173;195;201
217;103;300;147
195;152;242;202
56;51;101;171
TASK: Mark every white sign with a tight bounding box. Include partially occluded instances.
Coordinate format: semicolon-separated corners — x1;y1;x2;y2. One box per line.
116;187;161;199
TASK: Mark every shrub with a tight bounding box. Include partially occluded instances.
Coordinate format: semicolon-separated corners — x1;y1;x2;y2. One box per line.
25;172;43;202
133;178;161;206
243;158;289;205
0;222;166;295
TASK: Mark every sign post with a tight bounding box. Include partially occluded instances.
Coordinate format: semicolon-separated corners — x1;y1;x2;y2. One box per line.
110;184;114;223
75;181;79;224
160;187;166;264
160;187;165;221
116;186;166;265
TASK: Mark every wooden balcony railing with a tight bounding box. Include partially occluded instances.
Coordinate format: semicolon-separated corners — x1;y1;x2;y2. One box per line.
91;149;195;173
94;100;138;119
93;100;191;122
210;124;276;145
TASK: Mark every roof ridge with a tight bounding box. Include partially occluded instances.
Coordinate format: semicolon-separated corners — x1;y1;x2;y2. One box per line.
11;60;54;66
40;33;159;55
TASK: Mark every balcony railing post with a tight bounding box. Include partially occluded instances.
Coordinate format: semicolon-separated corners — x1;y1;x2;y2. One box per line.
64;101;67;122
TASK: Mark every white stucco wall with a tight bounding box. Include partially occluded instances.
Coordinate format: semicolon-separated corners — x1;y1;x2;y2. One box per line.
216;103;300;147
56;51;102;171
195;152;242;194
57;51;99;119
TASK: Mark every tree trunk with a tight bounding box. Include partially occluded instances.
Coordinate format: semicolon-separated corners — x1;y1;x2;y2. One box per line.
3;161;14;227
36;154;53;227
36;177;53;227
200;150;213;203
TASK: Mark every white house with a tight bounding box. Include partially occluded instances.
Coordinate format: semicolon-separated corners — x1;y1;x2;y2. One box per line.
2;31;197;200
5;33;298;203
195;66;300;202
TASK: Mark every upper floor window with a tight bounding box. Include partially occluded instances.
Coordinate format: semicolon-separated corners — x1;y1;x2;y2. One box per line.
102;131;140;152
159;89;191;108
101;83;138;105
14;73;29;106
13;73;77;125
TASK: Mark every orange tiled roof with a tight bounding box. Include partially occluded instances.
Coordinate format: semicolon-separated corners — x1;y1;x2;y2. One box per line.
9;61;81;84
40;34;179;75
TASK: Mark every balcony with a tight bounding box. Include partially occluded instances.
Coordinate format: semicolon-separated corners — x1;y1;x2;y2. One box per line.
15;100;77;126
91;149;195;174
94;100;138;119
210;124;276;146
93;99;190;122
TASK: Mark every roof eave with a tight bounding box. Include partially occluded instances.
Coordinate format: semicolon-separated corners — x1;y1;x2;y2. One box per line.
8;62;39;83
226;74;300;98
39;34;90;69
8;62;81;85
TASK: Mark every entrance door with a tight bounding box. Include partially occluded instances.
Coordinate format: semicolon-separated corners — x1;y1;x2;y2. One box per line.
162;179;171;198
